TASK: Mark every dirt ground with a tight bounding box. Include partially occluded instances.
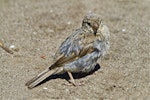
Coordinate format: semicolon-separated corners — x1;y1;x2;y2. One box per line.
0;0;149;100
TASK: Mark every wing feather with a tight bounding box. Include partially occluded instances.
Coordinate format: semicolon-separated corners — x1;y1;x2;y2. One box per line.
50;29;97;70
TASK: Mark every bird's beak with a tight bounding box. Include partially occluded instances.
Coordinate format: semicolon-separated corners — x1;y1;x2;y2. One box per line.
93;23;99;35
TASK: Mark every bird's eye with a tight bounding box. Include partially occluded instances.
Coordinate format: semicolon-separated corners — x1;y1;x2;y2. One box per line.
87;22;91;26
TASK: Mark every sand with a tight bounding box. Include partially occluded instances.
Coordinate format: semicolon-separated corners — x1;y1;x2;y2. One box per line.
0;0;149;100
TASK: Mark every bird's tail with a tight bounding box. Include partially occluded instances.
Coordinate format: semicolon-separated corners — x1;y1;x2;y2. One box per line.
25;68;56;89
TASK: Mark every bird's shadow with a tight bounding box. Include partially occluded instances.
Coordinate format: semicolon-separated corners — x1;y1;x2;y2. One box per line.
38;64;101;86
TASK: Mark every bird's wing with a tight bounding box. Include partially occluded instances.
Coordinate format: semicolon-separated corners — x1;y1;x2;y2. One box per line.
51;44;95;68
59;29;84;56
50;29;96;69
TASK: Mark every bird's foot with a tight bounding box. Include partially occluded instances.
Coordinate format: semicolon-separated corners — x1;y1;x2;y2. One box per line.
63;80;85;86
64;72;85;86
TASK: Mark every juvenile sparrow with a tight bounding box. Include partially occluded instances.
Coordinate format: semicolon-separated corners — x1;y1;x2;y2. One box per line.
25;13;110;89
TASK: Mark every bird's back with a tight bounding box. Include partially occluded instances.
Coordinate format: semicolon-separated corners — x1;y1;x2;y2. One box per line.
59;28;84;56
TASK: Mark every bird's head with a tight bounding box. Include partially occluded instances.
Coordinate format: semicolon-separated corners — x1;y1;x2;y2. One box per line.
82;13;101;35
97;20;110;41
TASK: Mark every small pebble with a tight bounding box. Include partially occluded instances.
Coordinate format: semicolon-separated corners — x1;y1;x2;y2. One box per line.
33;32;37;35
67;21;71;25
37;48;40;51
50;10;53;13
122;29;126;32
10;45;15;49
133;84;137;88
43;87;48;90
9;45;19;52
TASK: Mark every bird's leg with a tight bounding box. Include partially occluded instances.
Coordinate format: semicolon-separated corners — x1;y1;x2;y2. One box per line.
63;72;85;86
67;71;76;86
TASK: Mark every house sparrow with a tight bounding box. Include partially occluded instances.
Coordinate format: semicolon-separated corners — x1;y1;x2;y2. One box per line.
25;13;110;89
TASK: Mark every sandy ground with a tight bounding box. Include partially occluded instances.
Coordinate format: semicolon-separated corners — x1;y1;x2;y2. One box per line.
0;0;150;100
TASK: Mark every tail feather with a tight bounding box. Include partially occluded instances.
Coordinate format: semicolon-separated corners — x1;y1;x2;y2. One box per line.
25;68;55;89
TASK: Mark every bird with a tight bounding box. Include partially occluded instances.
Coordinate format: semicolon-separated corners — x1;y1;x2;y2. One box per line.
25;13;110;89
